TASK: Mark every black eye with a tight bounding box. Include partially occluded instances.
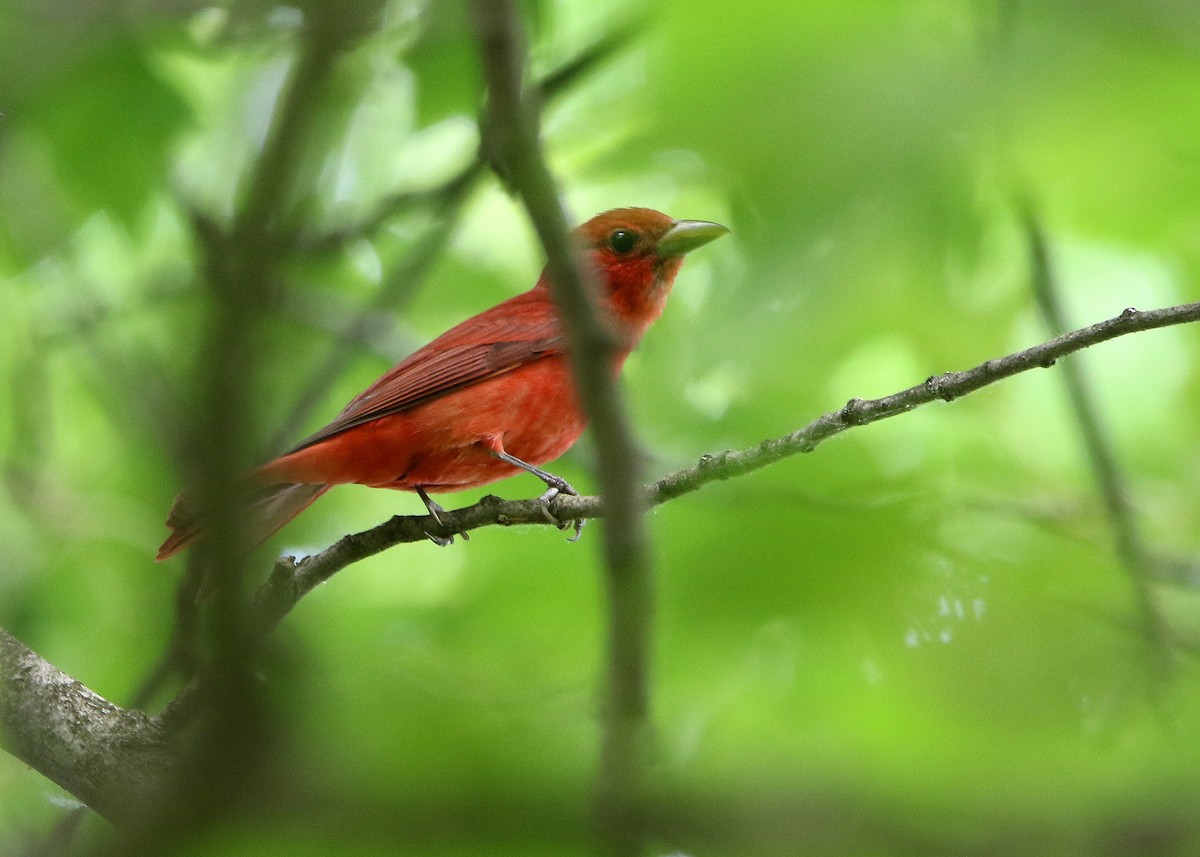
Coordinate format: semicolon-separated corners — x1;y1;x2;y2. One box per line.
608;229;637;253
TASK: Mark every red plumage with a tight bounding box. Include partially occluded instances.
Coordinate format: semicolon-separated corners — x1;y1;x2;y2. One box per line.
157;207;726;560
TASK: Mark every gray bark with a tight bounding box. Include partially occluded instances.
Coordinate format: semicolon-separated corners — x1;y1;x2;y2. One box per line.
0;628;175;826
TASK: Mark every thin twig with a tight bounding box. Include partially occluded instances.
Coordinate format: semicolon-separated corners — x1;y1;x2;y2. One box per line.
294;26;634;255
237;300;1200;671
1022;211;1170;654
145;297;1195;736
296;159;482;255
469;3;654;854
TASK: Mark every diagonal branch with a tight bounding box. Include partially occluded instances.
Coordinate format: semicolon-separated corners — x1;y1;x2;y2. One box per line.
0;629;174;827
249;300;1200;647
264;182;475;454
6;300;1199;819
295;24;632;255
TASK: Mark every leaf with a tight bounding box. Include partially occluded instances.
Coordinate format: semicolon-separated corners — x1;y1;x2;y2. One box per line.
25;34;190;227
405;3;481;128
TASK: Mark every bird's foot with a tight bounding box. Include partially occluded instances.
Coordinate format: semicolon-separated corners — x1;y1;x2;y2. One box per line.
417;487;469;546
482;449;585;541
537;483;585;542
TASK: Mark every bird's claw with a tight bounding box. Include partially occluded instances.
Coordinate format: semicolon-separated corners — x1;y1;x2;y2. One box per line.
418;487;468;546
537;485;585;542
423;526;469;546
538;485;561;514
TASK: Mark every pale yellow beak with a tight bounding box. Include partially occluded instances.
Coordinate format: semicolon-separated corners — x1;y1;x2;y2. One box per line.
657;220;729;257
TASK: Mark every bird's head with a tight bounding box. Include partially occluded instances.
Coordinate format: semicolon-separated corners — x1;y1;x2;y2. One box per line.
573;207;728;343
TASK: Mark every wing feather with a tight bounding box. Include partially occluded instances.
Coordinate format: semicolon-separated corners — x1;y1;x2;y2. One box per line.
286;289;563;453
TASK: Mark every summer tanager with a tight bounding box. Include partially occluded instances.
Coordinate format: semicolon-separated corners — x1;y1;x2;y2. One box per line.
157;207;727;560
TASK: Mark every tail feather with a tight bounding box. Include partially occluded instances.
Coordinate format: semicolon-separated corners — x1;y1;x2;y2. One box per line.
156;482;330;561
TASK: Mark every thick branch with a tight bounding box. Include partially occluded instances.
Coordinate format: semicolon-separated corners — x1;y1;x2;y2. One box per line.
0;629;173;826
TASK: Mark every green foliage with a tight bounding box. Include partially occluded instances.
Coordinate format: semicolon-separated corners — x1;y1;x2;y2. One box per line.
3;0;1200;854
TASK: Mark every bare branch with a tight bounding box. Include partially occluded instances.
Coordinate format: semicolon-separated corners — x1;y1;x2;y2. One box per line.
248;300;1200;652
5;300;1198;818
0;629;174;826
654;301;1200;503
469;3;654;853
1023;211;1170;655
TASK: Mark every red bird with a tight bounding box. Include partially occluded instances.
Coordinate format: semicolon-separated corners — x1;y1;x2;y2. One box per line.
157;207;727;560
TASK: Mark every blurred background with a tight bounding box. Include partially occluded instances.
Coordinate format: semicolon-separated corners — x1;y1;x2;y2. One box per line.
3;0;1200;854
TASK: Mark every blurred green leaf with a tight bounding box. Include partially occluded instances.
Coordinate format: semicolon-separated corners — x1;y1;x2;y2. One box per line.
25;34;189;227
406;2;481;127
